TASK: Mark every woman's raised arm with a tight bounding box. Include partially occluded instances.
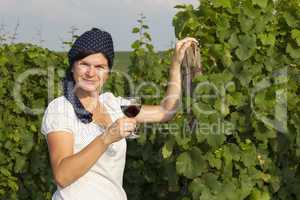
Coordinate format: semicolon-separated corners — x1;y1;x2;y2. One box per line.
135;37;199;123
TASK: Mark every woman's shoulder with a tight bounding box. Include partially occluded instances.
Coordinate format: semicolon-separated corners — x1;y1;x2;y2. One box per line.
48;95;68;105
45;96;75;115
41;96;76;136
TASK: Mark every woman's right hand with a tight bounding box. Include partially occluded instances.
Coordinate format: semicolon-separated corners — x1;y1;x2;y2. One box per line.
102;117;137;145
172;37;199;66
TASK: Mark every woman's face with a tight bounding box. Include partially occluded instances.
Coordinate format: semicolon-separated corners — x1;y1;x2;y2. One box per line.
72;53;110;93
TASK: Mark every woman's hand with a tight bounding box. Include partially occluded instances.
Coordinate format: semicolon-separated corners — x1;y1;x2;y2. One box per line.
172;37;199;66
102;117;137;145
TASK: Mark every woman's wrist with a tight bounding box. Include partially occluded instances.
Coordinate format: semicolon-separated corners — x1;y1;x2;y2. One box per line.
170;64;181;75
98;131;111;146
171;59;181;68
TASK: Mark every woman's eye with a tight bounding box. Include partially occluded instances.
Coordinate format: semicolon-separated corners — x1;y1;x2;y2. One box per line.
80;63;89;67
96;66;106;70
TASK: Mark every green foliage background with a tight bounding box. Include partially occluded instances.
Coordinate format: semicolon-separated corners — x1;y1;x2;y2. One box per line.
0;44;65;199
0;0;299;199
125;0;300;199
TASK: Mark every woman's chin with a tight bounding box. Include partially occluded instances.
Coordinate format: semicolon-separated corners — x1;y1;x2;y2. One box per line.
79;85;98;93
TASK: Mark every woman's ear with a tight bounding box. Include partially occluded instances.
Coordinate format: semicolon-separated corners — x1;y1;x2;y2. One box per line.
70;61;77;73
71;64;75;73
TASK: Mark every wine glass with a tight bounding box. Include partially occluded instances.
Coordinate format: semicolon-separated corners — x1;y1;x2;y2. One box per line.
120;97;141;139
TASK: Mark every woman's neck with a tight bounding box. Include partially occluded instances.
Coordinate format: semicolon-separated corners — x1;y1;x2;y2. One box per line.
75;88;100;112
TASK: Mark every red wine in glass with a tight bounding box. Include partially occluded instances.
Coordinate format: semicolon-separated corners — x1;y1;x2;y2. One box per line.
121;105;141;118
120;97;141;139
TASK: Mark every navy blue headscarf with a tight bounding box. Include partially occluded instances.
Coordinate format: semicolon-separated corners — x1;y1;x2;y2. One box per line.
63;28;115;124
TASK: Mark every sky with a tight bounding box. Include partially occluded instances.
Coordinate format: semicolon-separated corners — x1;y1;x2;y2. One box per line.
0;0;199;51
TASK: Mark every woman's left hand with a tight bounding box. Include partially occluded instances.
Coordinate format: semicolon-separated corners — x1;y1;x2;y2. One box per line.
172;37;199;66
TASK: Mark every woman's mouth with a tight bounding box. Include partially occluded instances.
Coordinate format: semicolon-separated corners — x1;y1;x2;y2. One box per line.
82;79;96;85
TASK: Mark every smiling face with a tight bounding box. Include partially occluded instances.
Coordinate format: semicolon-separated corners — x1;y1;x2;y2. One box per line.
72;53;110;93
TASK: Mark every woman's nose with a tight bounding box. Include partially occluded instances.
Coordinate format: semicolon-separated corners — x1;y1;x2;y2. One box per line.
86;65;97;77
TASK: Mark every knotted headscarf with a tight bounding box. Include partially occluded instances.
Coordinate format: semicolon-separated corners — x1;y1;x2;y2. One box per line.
63;27;115;124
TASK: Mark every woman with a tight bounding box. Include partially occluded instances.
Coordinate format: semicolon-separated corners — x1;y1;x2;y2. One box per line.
41;28;198;200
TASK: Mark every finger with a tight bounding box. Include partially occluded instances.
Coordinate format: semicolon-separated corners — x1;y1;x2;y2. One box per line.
176;39;190;48
180;37;198;44
179;41;193;53
117;116;127;123
124;117;137;124
175;40;185;50
184;37;199;43
119;117;132;125
120;130;131;138
176;39;198;51
123;122;136;131
123;130;133;138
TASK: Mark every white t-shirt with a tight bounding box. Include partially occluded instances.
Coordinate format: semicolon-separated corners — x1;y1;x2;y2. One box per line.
41;92;127;200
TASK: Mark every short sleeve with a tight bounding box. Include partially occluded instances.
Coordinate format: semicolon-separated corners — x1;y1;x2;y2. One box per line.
41;97;76;136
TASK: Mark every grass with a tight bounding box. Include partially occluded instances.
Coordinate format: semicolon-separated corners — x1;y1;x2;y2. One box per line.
114;50;170;72
114;51;131;72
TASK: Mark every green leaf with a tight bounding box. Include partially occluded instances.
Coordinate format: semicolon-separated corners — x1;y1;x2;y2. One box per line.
162;137;175;159
207;134;226;149
212;0;232;8
142;25;149;29
223;48;233;67
14;153;26;173
189;178;206;199
131;40;141;49
30;124;37;132
0;56;9;65
175;130;191;150
174;5;187;9
239;15;254;33
21;133;34;154
7;179;19;192
240;145;257;167
176;147;207;178
250;188;271;200
206;152;222;169
165;162;179;191
176;152;194;177
228;33;239;49
222;147;233;177
235;35;256;61
202;173;222;193
258;33;275;46
254;17;267;33
216;15;231;42
0;167;11;177
199;187;216;200
283;12;299;28
252;0;268;9
286;43;300;59
143;32;152;41
132;27;140;33
291;29;300;46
